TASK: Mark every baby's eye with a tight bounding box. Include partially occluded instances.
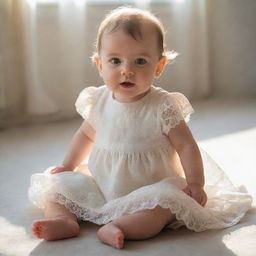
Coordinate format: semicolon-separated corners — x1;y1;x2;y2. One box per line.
110;58;121;64
135;58;147;65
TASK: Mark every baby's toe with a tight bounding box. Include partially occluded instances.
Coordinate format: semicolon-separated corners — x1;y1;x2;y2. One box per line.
115;231;124;249
32;221;44;238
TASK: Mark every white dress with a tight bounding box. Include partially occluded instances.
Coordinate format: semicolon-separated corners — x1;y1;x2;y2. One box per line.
29;85;252;232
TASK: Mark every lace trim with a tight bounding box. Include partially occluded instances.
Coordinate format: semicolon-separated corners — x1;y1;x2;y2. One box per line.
50;193;245;232
161;94;194;135
75;86;96;126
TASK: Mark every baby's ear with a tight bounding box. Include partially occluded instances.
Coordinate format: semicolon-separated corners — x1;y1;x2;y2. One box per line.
155;56;167;77
95;56;103;76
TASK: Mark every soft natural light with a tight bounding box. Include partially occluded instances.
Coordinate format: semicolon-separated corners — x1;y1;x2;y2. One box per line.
199;127;256;196
0;216;38;255
222;226;256;255
135;0;150;9
26;0;35;9
26;0;88;9
27;0;59;3
73;0;87;8
26;0;186;5
26;0;58;9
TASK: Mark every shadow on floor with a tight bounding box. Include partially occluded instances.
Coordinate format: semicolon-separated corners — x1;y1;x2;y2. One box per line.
28;213;256;256
28;225;237;256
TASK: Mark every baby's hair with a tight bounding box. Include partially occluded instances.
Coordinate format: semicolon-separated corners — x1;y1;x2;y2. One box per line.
91;6;178;63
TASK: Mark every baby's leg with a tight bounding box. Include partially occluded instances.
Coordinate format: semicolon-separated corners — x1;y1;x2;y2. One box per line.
32;201;80;241
97;206;174;249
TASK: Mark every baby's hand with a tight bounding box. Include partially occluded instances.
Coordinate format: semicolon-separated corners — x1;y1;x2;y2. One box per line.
183;184;207;207
50;166;72;174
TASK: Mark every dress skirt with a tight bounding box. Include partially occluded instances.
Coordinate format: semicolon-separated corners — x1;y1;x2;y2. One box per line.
28;148;252;232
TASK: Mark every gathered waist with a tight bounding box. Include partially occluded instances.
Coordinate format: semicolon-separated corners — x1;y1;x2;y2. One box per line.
93;138;171;154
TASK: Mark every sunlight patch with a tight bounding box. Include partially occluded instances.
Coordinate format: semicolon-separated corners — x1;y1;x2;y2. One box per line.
0;216;38;255
223;225;256;256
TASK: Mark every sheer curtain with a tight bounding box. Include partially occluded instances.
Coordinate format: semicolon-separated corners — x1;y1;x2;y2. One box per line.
0;0;211;128
0;0;238;128
0;0;89;128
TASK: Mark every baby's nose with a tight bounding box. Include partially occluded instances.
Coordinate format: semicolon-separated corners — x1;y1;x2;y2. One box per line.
120;70;134;76
120;62;135;76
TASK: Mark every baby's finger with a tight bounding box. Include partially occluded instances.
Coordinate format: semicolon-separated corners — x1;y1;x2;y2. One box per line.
50;167;61;174
201;194;208;207
196;194;206;207
183;187;191;197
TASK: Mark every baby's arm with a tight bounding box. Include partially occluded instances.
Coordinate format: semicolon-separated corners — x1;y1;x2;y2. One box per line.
51;120;95;173
168;120;207;206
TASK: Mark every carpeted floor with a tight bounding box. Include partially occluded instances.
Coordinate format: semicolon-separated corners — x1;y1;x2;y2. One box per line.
0;97;255;256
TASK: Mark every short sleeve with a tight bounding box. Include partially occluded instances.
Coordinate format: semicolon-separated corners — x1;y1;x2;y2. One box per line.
75;86;97;127
160;92;194;135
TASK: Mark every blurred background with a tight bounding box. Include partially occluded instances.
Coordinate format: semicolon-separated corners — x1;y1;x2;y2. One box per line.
0;2;256;255
0;0;255;128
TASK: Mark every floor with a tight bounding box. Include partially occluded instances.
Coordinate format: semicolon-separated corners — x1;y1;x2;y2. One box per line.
0;96;255;256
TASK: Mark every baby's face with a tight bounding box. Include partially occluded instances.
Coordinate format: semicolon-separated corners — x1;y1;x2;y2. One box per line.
95;24;166;103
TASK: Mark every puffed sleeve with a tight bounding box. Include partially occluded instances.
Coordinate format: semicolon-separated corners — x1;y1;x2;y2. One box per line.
75;86;97;128
160;92;194;135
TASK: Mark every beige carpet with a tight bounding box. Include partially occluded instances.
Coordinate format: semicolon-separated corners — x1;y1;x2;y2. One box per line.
0;97;255;256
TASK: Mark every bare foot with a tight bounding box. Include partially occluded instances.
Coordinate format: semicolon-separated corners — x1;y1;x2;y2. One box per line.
97;223;124;249
32;217;80;241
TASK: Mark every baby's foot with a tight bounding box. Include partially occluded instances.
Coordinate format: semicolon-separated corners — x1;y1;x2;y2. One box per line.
97;223;124;249
32;217;80;241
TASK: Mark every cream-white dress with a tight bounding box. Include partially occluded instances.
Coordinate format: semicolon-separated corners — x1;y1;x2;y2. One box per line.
29;85;252;231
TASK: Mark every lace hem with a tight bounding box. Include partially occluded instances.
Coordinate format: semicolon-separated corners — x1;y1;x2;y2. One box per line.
49;192;247;232
160;93;194;135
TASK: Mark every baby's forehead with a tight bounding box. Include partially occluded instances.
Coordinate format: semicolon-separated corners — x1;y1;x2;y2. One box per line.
100;37;159;60
102;29;158;52
102;23;158;44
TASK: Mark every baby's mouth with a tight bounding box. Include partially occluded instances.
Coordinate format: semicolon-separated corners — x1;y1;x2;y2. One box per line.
120;81;135;87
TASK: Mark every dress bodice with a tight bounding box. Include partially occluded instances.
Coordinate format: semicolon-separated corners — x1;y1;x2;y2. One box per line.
93;86;170;152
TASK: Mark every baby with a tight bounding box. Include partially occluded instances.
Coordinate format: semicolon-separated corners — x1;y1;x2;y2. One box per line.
30;6;252;249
